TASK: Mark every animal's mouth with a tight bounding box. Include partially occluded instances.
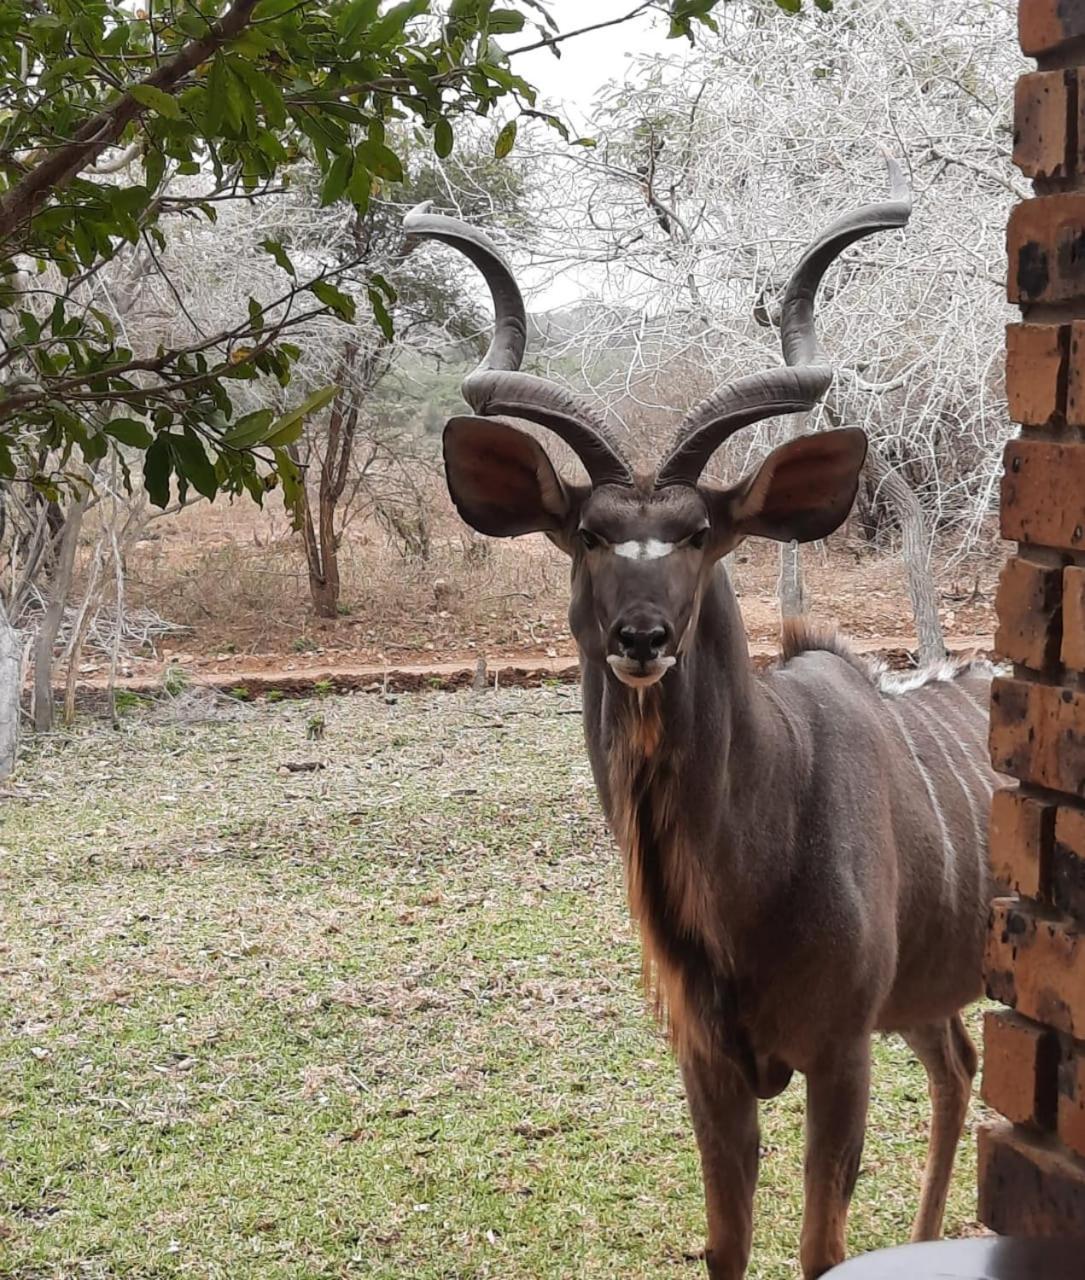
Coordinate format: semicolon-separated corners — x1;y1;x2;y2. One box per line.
606;655;677;688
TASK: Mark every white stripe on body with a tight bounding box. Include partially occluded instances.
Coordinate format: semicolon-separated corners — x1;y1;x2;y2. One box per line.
884;699;958;900
907;694;985;869
952;678;993;721
613;539;675;561
934;684;1001;892
939;684;1000;797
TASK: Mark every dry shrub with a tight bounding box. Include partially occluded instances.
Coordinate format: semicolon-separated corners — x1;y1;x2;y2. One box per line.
120;479;577;658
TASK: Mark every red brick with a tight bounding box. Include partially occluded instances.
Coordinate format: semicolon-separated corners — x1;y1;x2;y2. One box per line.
1014;71;1073;179
1008;196;1085;305
989;677;1085;795
1007;323;1067;425
982;1009;1059;1127
1067;321;1085;425
1054;806;1085;920
1020;0;1085;58
990;786;1056;898
978;1121;1085;1235
1001;439;1085;550
994;556;1063;669
1061;1040;1085;1161
1063;565;1085;669
986;898;1085;1039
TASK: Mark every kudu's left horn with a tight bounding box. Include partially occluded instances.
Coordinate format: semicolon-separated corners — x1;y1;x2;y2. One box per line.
655;156;912;487
403;202;632;487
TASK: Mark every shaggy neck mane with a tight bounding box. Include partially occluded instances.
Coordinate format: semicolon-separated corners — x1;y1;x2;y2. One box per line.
599;568;780;1086
607;689;717;1062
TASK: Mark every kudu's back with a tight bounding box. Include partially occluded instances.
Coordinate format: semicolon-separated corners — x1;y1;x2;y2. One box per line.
763;633;1000;1039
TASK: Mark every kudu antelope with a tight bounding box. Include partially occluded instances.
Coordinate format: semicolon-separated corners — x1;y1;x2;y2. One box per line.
404;165;1000;1279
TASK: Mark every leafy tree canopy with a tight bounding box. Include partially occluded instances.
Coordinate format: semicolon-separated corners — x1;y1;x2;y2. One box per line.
0;0;823;506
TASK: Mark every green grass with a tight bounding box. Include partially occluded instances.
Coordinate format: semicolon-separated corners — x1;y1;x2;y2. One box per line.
0;689;991;1279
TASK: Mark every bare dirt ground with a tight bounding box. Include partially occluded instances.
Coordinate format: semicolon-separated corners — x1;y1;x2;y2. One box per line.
79;494;1001;694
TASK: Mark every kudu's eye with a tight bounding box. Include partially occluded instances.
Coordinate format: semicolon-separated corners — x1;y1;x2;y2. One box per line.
688;527;709;551
579;528;601;551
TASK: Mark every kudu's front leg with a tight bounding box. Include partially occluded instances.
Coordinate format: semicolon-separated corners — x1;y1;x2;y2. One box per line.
800;1038;871;1279
682;1052;759;1280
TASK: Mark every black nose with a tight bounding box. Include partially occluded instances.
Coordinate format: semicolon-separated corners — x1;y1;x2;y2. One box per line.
617;623;670;663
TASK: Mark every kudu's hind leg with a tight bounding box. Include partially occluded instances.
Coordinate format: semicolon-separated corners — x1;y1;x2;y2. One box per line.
681;1053;759;1280
799;1039;871;1279
902;1014;977;1241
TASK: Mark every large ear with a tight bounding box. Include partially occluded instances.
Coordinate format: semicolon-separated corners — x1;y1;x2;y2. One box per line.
717;428;868;544
443;415;575;538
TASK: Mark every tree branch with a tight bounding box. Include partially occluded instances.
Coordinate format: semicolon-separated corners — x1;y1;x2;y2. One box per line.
0;0;260;249
508;2;657;58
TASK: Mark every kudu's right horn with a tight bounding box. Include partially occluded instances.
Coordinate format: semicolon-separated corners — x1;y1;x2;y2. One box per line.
403;202;633;487
655;156;912;487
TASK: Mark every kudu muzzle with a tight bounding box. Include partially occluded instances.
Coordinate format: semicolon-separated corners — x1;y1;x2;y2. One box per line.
608;615;675;687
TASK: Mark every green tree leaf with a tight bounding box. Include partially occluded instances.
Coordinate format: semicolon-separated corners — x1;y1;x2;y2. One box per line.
262;418;305;447
170;429;218;500
354;139;404;182
494;118;517;159
260;240;296;277
434;117;454;158
321;150;353;205
204;54;229;136
368;286;394;340
348;156;372;210
274;446;304;522
310;279;357;321
221;409;274;448
143;433;172;509
264;386;339;446
228;57;287;130
128;83;182;120
488;9;526;34
369;0;429;49
104;418;154;448
339;0;382;48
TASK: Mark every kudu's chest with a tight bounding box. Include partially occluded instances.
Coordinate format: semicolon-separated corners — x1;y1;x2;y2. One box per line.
600;697;792;1097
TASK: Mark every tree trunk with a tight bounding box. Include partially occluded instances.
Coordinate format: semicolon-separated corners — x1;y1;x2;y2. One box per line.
315;465;342;617
295;479;340;619
0;597;22;778
778;540;806;619
293;343;368;619
63;538;104;725
866;444;946;666
107;525;125;729
777;413;808;620
32;493;87;732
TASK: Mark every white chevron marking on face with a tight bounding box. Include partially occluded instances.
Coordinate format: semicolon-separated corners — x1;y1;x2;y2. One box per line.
613;539;675;561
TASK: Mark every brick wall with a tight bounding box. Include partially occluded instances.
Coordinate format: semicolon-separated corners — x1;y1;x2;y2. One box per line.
978;0;1085;1235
